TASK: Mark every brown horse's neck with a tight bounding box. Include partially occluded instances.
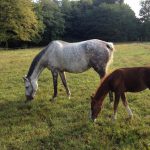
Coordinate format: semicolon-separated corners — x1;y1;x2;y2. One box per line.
94;78;110;103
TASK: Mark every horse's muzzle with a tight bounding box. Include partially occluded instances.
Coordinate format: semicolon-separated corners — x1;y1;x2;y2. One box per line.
89;110;97;122
91;117;97;123
26;95;34;101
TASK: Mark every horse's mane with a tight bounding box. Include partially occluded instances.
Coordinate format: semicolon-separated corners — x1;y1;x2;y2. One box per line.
94;74;111;101
27;47;48;78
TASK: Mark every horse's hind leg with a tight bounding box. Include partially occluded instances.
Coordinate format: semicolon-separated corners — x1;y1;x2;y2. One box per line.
59;72;71;99
51;70;58;101
121;93;133;118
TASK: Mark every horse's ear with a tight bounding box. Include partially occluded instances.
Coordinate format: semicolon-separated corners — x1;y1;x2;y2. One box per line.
90;93;95;100
90;95;94;100
23;75;27;81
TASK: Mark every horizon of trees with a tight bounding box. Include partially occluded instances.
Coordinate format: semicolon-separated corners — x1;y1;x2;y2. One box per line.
0;0;150;48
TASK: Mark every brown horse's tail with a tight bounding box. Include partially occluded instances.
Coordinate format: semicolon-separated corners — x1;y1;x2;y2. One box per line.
94;76;111;104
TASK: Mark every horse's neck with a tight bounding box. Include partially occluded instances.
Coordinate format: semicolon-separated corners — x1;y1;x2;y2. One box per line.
30;61;45;81
94;80;109;100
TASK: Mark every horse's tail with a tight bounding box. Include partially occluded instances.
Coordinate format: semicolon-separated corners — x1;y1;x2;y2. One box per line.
106;42;115;51
105;42;115;72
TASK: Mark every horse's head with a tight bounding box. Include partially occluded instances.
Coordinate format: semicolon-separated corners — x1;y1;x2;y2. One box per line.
23;76;38;101
90;96;102;122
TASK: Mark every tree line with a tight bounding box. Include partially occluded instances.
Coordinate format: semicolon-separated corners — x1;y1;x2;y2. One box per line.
0;0;150;48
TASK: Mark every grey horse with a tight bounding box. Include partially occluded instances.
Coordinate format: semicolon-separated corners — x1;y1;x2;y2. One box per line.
23;39;114;102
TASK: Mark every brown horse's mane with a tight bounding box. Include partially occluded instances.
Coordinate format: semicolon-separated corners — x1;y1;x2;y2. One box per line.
93;74;110;101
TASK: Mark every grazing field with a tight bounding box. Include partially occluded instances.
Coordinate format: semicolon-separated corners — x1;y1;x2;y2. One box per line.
0;43;150;150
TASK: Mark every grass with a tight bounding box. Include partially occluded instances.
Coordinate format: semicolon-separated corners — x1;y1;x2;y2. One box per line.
0;43;150;150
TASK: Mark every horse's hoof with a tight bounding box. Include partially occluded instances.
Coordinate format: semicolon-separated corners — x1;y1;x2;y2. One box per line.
67;92;71;99
110;102;113;108
68;95;71;99
111;118;116;123
129;114;133;119
126;115;133;121
25;99;32;103
50;98;56;102
111;115;117;122
93;119;97;123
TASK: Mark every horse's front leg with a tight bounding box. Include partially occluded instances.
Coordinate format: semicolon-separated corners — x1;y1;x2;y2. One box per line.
59;72;71;99
51;70;58;102
109;91;114;106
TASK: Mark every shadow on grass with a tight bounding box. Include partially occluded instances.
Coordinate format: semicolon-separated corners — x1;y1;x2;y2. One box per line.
0;98;149;150
0;98;55;127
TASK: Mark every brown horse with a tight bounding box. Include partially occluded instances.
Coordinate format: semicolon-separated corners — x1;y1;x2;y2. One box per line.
90;67;150;122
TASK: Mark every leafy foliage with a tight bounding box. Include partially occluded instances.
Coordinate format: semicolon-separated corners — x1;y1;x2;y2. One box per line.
0;0;150;47
93;0;124;5
140;0;150;22
0;0;42;46
34;0;65;44
63;1;139;41
139;0;150;41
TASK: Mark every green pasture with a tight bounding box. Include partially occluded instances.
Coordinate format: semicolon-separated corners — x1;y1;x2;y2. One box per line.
0;43;150;149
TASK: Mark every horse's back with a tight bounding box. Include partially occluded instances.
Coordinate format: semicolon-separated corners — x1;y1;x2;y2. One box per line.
45;40;89;72
48;39;113;54
46;39;114;72
111;67;150;92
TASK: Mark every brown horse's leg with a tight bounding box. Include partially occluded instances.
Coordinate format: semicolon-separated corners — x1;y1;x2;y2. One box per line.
112;92;121;121
59;72;71;99
109;91;114;105
121;93;133;118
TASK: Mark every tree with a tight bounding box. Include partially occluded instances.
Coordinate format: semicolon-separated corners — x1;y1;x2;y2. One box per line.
139;0;150;40
0;0;41;47
62;0;94;40
35;0;65;45
140;0;150;22
93;0;124;6
63;1;138;41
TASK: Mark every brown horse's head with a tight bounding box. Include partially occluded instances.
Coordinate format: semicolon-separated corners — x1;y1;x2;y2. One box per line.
90;96;102;122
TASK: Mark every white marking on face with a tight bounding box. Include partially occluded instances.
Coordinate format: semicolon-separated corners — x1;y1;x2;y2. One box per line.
89;110;97;122
89;110;92;119
24;79;38;98
25;80;32;96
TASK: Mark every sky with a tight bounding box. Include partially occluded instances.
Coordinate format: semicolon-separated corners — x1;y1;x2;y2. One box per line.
124;0;141;17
